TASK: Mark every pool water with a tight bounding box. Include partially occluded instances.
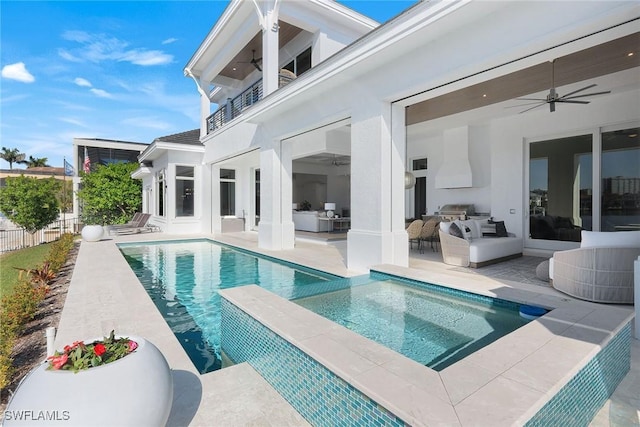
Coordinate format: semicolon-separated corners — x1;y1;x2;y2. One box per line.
119;239;537;374
294;277;531;371
118;239;337;373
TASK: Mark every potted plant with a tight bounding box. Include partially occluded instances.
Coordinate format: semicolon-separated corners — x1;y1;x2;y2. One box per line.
4;331;174;427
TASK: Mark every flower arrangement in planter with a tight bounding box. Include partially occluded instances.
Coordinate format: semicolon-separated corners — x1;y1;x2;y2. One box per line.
47;330;138;372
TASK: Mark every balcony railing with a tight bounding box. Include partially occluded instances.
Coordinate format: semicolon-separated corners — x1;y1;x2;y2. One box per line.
206;71;296;134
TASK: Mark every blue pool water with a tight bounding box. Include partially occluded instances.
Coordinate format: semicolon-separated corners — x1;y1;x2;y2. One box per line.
294;273;532;371
118;239;338;372
119;239;538;374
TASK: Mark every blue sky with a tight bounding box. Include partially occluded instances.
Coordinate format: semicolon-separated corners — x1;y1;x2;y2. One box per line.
1;1;416;170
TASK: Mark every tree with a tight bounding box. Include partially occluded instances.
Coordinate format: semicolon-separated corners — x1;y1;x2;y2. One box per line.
19;155;50;168
1;147;25;170
77;162;142;225
0;176;60;233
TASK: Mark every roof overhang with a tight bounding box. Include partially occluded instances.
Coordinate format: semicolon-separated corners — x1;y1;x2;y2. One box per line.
211;1;639;130
131;167;152;179
184;0;379;84
138;141;205;162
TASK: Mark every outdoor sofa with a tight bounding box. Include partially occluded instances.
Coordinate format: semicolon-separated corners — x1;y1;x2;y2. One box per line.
439;219;522;268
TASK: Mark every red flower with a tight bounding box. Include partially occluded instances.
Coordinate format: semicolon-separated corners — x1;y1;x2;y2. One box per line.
128;340;138;352
94;343;106;356
48;353;68;370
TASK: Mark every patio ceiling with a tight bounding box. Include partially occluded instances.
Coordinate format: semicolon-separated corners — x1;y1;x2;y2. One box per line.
406;32;640;125
218;21;304;82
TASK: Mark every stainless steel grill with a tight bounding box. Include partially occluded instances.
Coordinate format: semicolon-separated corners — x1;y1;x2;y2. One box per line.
436;204;476;220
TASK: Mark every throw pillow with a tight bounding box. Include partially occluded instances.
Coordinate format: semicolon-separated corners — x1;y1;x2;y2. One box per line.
449;222;464;238
493;221;508;237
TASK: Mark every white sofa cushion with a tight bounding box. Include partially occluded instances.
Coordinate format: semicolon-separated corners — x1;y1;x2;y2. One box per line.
468;237;523;263
439;221;452;234
580;230;640;248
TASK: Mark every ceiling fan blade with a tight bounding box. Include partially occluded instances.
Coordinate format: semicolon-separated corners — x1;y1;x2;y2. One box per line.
515;97;547;102
505;101;545;109
253;62;262;72
561;83;597;98
556;99;590;104
562;90;611;100
519;103;546;114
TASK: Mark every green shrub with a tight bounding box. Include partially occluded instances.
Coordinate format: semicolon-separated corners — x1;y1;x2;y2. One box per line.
47;233;75;272
0;233;75;389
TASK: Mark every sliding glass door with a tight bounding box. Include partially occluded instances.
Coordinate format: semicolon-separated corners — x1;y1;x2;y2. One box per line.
527;123;639;249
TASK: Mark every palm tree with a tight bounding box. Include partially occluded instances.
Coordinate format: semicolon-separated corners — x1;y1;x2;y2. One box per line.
19;155;50;168
1;147;25;170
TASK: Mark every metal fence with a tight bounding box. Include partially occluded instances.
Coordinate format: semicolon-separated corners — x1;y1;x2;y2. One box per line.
0;217;81;254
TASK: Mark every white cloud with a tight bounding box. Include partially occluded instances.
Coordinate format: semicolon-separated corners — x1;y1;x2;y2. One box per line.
162;38;178;45
59;31;173;66
90;88;113;99
0;93;30;104
119;50;172;66
74;77;92;87
1;62;35;83
58;49;82;62
58;117;89;127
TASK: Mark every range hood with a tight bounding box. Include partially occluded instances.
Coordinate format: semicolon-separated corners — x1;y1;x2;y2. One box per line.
434;125;473;189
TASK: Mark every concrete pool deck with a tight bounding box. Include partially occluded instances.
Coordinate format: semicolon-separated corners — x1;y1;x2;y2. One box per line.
54;232;638;426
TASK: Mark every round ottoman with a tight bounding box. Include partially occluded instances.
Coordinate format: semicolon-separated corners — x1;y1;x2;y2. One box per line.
535;259;550;282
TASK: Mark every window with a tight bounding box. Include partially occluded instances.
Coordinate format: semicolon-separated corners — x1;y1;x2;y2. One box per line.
157;171;166;217
528;125;639;242
601;127;639;231
176;166;194;217
220;169;235;216
529;134;592;242
283;47;312;76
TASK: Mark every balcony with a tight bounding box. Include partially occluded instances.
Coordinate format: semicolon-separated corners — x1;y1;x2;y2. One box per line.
206;70;296;134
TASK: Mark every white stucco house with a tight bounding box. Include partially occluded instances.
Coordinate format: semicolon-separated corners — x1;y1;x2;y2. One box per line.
134;0;639;272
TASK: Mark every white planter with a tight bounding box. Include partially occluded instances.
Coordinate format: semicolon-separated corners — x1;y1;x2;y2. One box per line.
81;224;104;242
5;336;173;426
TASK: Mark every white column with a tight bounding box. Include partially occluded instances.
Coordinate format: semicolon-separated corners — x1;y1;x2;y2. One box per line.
200;91;210;139
201;164;213;234
261;1;279;97
211;165;222;234
347;100;408;271
281;141;295;248
258;141;294;250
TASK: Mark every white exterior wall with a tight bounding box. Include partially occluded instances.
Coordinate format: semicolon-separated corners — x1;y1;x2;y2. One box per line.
140;150;206;234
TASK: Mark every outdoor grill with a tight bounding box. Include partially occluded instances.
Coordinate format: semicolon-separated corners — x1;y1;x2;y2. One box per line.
435;204;476;221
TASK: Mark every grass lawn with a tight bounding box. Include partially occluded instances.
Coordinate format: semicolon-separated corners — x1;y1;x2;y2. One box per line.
0;243;52;296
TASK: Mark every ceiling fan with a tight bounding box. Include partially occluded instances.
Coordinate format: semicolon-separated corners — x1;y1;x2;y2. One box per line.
511;59;611;113
237;49;262;72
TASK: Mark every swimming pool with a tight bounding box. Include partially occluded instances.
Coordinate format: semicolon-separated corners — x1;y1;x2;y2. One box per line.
119;239;539;374
118;239;338;372
294;273;533;371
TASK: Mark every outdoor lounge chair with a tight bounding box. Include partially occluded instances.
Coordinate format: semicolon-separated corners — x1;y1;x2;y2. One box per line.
108;212;143;229
107;213;151;235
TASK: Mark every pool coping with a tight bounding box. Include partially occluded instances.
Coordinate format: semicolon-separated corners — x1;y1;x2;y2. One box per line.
219;269;633;426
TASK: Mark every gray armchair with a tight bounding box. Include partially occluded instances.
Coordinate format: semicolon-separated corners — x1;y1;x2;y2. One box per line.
551;246;640;304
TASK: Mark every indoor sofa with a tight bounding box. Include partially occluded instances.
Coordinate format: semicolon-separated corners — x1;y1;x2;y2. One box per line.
438;219;523;268
292;211;330;232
